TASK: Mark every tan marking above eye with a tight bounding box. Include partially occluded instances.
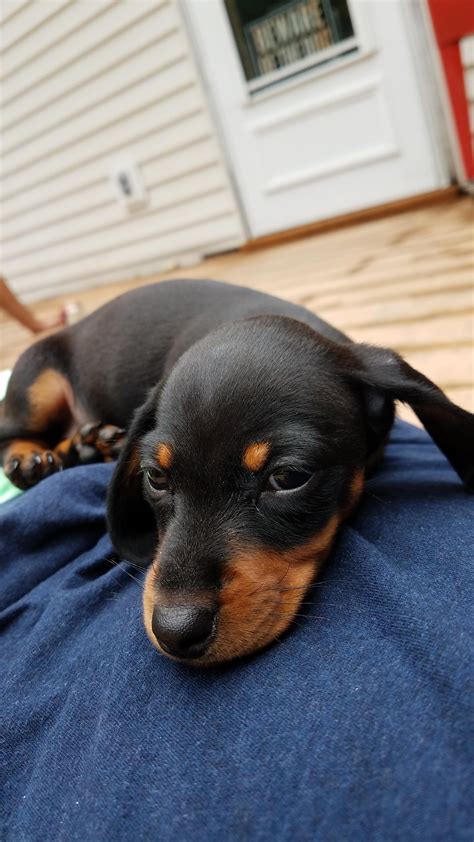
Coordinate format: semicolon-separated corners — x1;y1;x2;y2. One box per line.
156;442;173;470
242;441;270;472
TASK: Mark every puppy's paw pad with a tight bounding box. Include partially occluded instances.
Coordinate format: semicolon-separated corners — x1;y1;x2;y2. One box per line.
5;449;61;489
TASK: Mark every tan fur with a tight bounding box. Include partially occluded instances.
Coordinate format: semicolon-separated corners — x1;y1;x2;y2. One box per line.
28;369;74;431
212;513;339;663
55;437;76;459
126;445;139;476
343;468;365;516
242;441;270;472
3;439;47;462
143;562;161;653
156;442;173;470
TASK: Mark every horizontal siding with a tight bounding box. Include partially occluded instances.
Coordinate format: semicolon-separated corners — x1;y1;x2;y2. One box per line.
2;135;221;244
3;166;233;266
0;0;245;299
1;102;209;219
0;1;33;27
3;14;181;153
2;5;165;131
2;1;130;98
1;62;196;197
4;189;235;277
1;0;72;55
18;214;242;298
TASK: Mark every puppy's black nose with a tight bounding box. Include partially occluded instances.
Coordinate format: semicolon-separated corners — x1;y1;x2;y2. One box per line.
151;605;216;659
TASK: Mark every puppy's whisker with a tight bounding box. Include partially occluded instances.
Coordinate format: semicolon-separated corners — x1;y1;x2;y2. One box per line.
281;612;328;620
267;596;339;607
106;557;145;590
365;491;390;505
278;581;342;592
122;570;145;589
120;559;146;571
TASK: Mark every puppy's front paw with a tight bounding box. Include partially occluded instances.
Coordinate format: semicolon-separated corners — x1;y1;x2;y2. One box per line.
5;445;62;490
96;424;126;461
76;422;126;463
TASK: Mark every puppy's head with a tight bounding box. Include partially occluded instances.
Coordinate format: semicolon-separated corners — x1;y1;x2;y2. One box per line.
107;316;473;665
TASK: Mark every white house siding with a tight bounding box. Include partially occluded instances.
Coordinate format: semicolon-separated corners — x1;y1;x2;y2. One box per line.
0;0;245;301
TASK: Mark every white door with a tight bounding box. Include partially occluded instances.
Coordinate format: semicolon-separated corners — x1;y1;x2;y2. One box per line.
184;0;450;238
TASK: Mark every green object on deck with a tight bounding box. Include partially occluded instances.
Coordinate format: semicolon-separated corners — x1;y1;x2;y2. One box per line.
0;370;22;504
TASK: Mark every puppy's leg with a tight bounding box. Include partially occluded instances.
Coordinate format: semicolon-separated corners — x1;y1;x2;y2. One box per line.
1;353;79;489
4;424;127;489
1;338;127;489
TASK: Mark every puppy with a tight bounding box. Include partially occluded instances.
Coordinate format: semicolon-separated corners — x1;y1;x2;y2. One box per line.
1;280;472;664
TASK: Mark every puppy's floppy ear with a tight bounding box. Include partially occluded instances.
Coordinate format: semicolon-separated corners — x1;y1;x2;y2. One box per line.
106;386;160;566
346;343;474;490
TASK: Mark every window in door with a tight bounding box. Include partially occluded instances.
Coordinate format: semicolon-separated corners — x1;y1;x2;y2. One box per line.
225;0;357;92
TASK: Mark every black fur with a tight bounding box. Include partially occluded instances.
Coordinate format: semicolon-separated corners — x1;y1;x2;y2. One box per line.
2;278;473;588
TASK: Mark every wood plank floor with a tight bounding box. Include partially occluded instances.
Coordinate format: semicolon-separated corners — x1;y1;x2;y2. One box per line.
1;195;473;425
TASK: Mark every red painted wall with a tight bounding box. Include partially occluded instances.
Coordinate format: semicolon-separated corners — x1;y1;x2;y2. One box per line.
427;0;474;179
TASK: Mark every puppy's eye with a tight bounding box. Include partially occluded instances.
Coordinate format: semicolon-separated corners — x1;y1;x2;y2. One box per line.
145;467;169;493
267;468;313;492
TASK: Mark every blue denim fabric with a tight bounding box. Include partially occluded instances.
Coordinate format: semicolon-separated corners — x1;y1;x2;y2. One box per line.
1;421;472;842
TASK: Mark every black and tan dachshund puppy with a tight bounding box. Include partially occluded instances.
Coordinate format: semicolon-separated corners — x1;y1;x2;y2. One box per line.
1;280;473;664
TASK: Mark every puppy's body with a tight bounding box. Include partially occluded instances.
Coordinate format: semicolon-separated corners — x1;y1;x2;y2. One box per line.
1;280;473;666
2;280;347;432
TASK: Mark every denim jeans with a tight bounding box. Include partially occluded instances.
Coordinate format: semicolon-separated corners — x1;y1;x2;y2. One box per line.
1;422;472;841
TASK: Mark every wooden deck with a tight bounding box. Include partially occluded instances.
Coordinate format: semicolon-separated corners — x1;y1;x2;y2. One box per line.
1;195;473;425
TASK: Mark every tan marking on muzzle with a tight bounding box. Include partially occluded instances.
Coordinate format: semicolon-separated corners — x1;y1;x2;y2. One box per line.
143;515;339;665
143;556;163;654
212;513;340;663
242;441;270;472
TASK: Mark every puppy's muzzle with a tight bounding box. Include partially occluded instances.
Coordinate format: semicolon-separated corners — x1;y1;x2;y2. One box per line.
151;604;217;660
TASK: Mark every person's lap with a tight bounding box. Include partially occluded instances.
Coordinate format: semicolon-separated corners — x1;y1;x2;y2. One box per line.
0;421;472;842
